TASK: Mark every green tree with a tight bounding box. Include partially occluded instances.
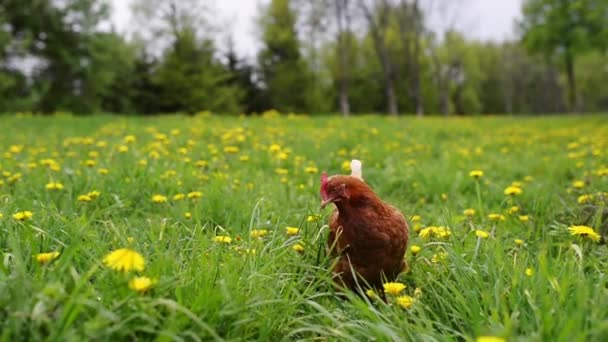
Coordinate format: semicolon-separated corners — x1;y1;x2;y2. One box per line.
520;0;608;112
258;0;313;113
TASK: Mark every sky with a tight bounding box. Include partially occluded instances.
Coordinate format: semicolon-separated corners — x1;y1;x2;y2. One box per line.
110;0;523;58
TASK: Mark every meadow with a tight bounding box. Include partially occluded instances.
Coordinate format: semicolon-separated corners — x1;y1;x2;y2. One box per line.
0;112;607;341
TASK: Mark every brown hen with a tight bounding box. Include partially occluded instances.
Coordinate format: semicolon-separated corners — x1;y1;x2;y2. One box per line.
320;160;409;293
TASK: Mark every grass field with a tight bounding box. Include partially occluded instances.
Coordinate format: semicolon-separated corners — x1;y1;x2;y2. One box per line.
1;113;607;341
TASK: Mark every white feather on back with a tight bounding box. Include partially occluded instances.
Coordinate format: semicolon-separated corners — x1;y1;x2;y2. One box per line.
350;159;363;180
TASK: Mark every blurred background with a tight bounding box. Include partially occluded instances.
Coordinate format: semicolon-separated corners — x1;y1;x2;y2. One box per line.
1;0;607;116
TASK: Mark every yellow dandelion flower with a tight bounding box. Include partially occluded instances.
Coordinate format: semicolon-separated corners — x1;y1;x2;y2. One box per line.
78;194;92;202
187;191;202;199
123;135;136;143
292;243;305;253
275;168;288;175
84;159;96;167
305;166;319;174
286;226;300;236
173;193;185;201
410;215;421;222
307;215;321;222
213;236;232;244
98;168;109;175
572;180;585;189
0;213;3;218
518;215;530;222
577;194;594;204
488;213;506;221
383;282;406;295
341;160;351;172
432;251;447;264
103;248;145;272
504;186;523;196
250;229;268;238
463;209;475;217
152;194;167;203
514;239;524;246
508;206;520;214
117;145;129;153
224;146;239;153
129;276;155;293
184;212;192;219
475;230;489;239
410;245;421;256
365;289;377;298
45;182;64;191
469;170;484;179
36;251;60;265
568;225;601;243
13;211;33;221
476;337;506;342
525;268;534;277
396;295;415;309
88;190;101;199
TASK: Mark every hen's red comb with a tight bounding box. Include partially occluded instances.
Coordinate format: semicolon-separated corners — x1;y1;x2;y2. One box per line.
320;171;329;199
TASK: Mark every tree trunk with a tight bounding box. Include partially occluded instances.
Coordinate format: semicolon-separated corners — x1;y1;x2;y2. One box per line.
412;0;424;117
336;0;351;117
360;0;398;116
565;52;577;113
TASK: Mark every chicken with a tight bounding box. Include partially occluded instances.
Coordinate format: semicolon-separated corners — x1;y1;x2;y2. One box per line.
320;160;409;294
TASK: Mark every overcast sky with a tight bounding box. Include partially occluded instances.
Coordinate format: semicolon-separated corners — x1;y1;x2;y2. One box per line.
110;0;523;58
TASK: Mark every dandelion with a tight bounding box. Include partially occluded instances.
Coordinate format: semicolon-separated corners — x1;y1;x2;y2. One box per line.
475;230;489;239
514;239;524;246
286;226;300;236
365;289;377;298
184;212;192;219
577;194;594;204
525;268;534;277
504;186;523;196
13;211;33;221
0;213;3;219
568;225;601;243
292;243;305;253
431;251;447;264
45;181;64;190
224;146;239;153
419;226;451;239
469;170;484;179
88;190;101;199
103;248;145;272
396;295;415;309
98;168;109;175
152;194;167;203
78;194;92;202
36;251;60;265
488;213;505;221
476;337;506;342
410;215;421;222
410;245;421;256
305;166;318;174
508;206;520;214
250;229;268;238
187;191;202;199
307;215;320;222
213;236;232;244
572;180;585;189
84;159;96;167
275;168;288;175
383;282;406;295
463;209;475;217
117;145;129;153
518;215;529;222
173;193;185;201
129;276;155;293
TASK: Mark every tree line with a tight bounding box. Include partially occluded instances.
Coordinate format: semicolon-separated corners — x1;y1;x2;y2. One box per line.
1;0;607;116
